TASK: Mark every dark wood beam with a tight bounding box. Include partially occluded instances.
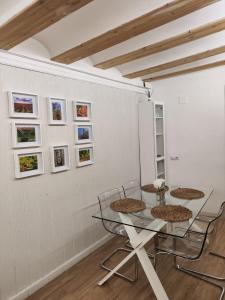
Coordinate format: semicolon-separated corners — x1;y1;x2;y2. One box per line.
52;0;219;64
95;17;225;69
144;60;225;81
124;45;225;78
0;0;93;50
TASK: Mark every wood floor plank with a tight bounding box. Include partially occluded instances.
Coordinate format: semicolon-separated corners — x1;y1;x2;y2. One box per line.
26;219;225;300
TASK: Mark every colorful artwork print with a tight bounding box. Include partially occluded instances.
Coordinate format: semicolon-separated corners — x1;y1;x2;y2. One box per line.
54;149;65;167
76;104;88;118
52;102;62;120
78;127;89;140
13;96;33;113
17;127;35;143
19;155;38;172
79;148;91;162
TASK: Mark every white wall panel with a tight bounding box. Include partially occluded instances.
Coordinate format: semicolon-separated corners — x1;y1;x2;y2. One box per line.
0;64;143;300
151;67;225;213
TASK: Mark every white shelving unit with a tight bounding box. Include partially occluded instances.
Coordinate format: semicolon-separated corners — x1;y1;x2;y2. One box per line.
153;102;166;180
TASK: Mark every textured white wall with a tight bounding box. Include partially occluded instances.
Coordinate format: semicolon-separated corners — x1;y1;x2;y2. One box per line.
0;64;143;300
152;67;225;212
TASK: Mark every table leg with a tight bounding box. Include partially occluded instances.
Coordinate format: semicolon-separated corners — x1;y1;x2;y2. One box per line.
98;213;169;300
120;215;169;300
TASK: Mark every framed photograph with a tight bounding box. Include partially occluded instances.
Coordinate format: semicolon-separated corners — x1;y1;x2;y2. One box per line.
75;123;93;144
50;145;70;173
9;91;39;118
73;101;92;121
14;149;44;178
12;121;41;148
48;97;67;125
75;144;94;167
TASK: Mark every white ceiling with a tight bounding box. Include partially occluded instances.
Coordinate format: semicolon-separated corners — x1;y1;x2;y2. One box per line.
0;0;225;82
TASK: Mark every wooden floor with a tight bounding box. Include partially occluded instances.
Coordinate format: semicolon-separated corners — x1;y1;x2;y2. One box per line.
26;219;225;300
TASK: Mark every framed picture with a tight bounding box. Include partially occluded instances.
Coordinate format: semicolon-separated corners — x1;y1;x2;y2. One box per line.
75;123;93;144
14;149;44;178
12;121;41;148
75;144;94;167
48;97;67;125
73;101;92;121
9;91;39;118
50;145;70;173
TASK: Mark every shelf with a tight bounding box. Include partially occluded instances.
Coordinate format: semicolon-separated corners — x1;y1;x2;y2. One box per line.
156;156;164;162
154;102;166;181
157;171;165;176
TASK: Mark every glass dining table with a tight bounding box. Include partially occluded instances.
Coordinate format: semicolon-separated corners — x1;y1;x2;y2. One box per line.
93;186;213;300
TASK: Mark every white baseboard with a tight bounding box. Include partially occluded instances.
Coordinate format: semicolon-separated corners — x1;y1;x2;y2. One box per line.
8;234;112;300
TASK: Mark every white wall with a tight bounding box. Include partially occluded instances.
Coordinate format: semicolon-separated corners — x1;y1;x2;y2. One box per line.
0;64;144;300
152;67;225;212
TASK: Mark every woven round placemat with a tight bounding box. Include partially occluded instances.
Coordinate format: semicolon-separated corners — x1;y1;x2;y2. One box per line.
151;205;192;222
170;188;204;200
141;184;169;193
110;198;146;213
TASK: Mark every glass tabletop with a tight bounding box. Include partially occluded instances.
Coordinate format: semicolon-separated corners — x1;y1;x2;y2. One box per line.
92;186;214;238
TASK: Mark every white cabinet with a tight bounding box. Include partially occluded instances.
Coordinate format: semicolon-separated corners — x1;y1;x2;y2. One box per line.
139;101;166;184
153;102;166;180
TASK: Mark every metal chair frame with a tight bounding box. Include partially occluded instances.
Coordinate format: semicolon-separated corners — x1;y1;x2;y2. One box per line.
98;188;138;283
122;179;155;259
154;202;225;300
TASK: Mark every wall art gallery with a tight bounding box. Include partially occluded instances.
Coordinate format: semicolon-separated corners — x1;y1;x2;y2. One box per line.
9;92;94;178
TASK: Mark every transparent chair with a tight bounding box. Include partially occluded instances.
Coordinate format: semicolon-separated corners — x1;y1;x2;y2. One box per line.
122;179;155;258
154;202;225;300
122;179;143;201
98;188;138;282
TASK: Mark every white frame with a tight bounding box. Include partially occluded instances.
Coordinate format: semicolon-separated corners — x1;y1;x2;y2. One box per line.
50;144;70;173
14;149;44;178
73;100;92;121
47;97;67;125
75;123;93;144
12;121;41;148
9;91;39;119
75;144;94;167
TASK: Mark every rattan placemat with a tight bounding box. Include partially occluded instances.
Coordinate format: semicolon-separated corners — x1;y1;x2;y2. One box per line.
151;205;192;222
110;198;146;213
170;188;204;200
141;184;169;193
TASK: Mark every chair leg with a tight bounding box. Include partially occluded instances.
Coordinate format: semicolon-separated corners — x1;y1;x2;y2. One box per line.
174;257;225;300
100;247;138;283
176;252;225;282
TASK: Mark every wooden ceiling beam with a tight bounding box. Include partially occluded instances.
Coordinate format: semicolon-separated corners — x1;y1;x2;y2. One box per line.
124;45;225;78
51;0;219;64
0;0;93;50
144;60;225;81
95;17;225;69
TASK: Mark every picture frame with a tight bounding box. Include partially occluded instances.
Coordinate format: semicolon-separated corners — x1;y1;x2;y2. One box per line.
73;101;92;121
50;144;70;173
9;91;39;119
75;123;93;144
48;97;67;125
12;121;41;148
14;149;44;178
75;144;94;167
